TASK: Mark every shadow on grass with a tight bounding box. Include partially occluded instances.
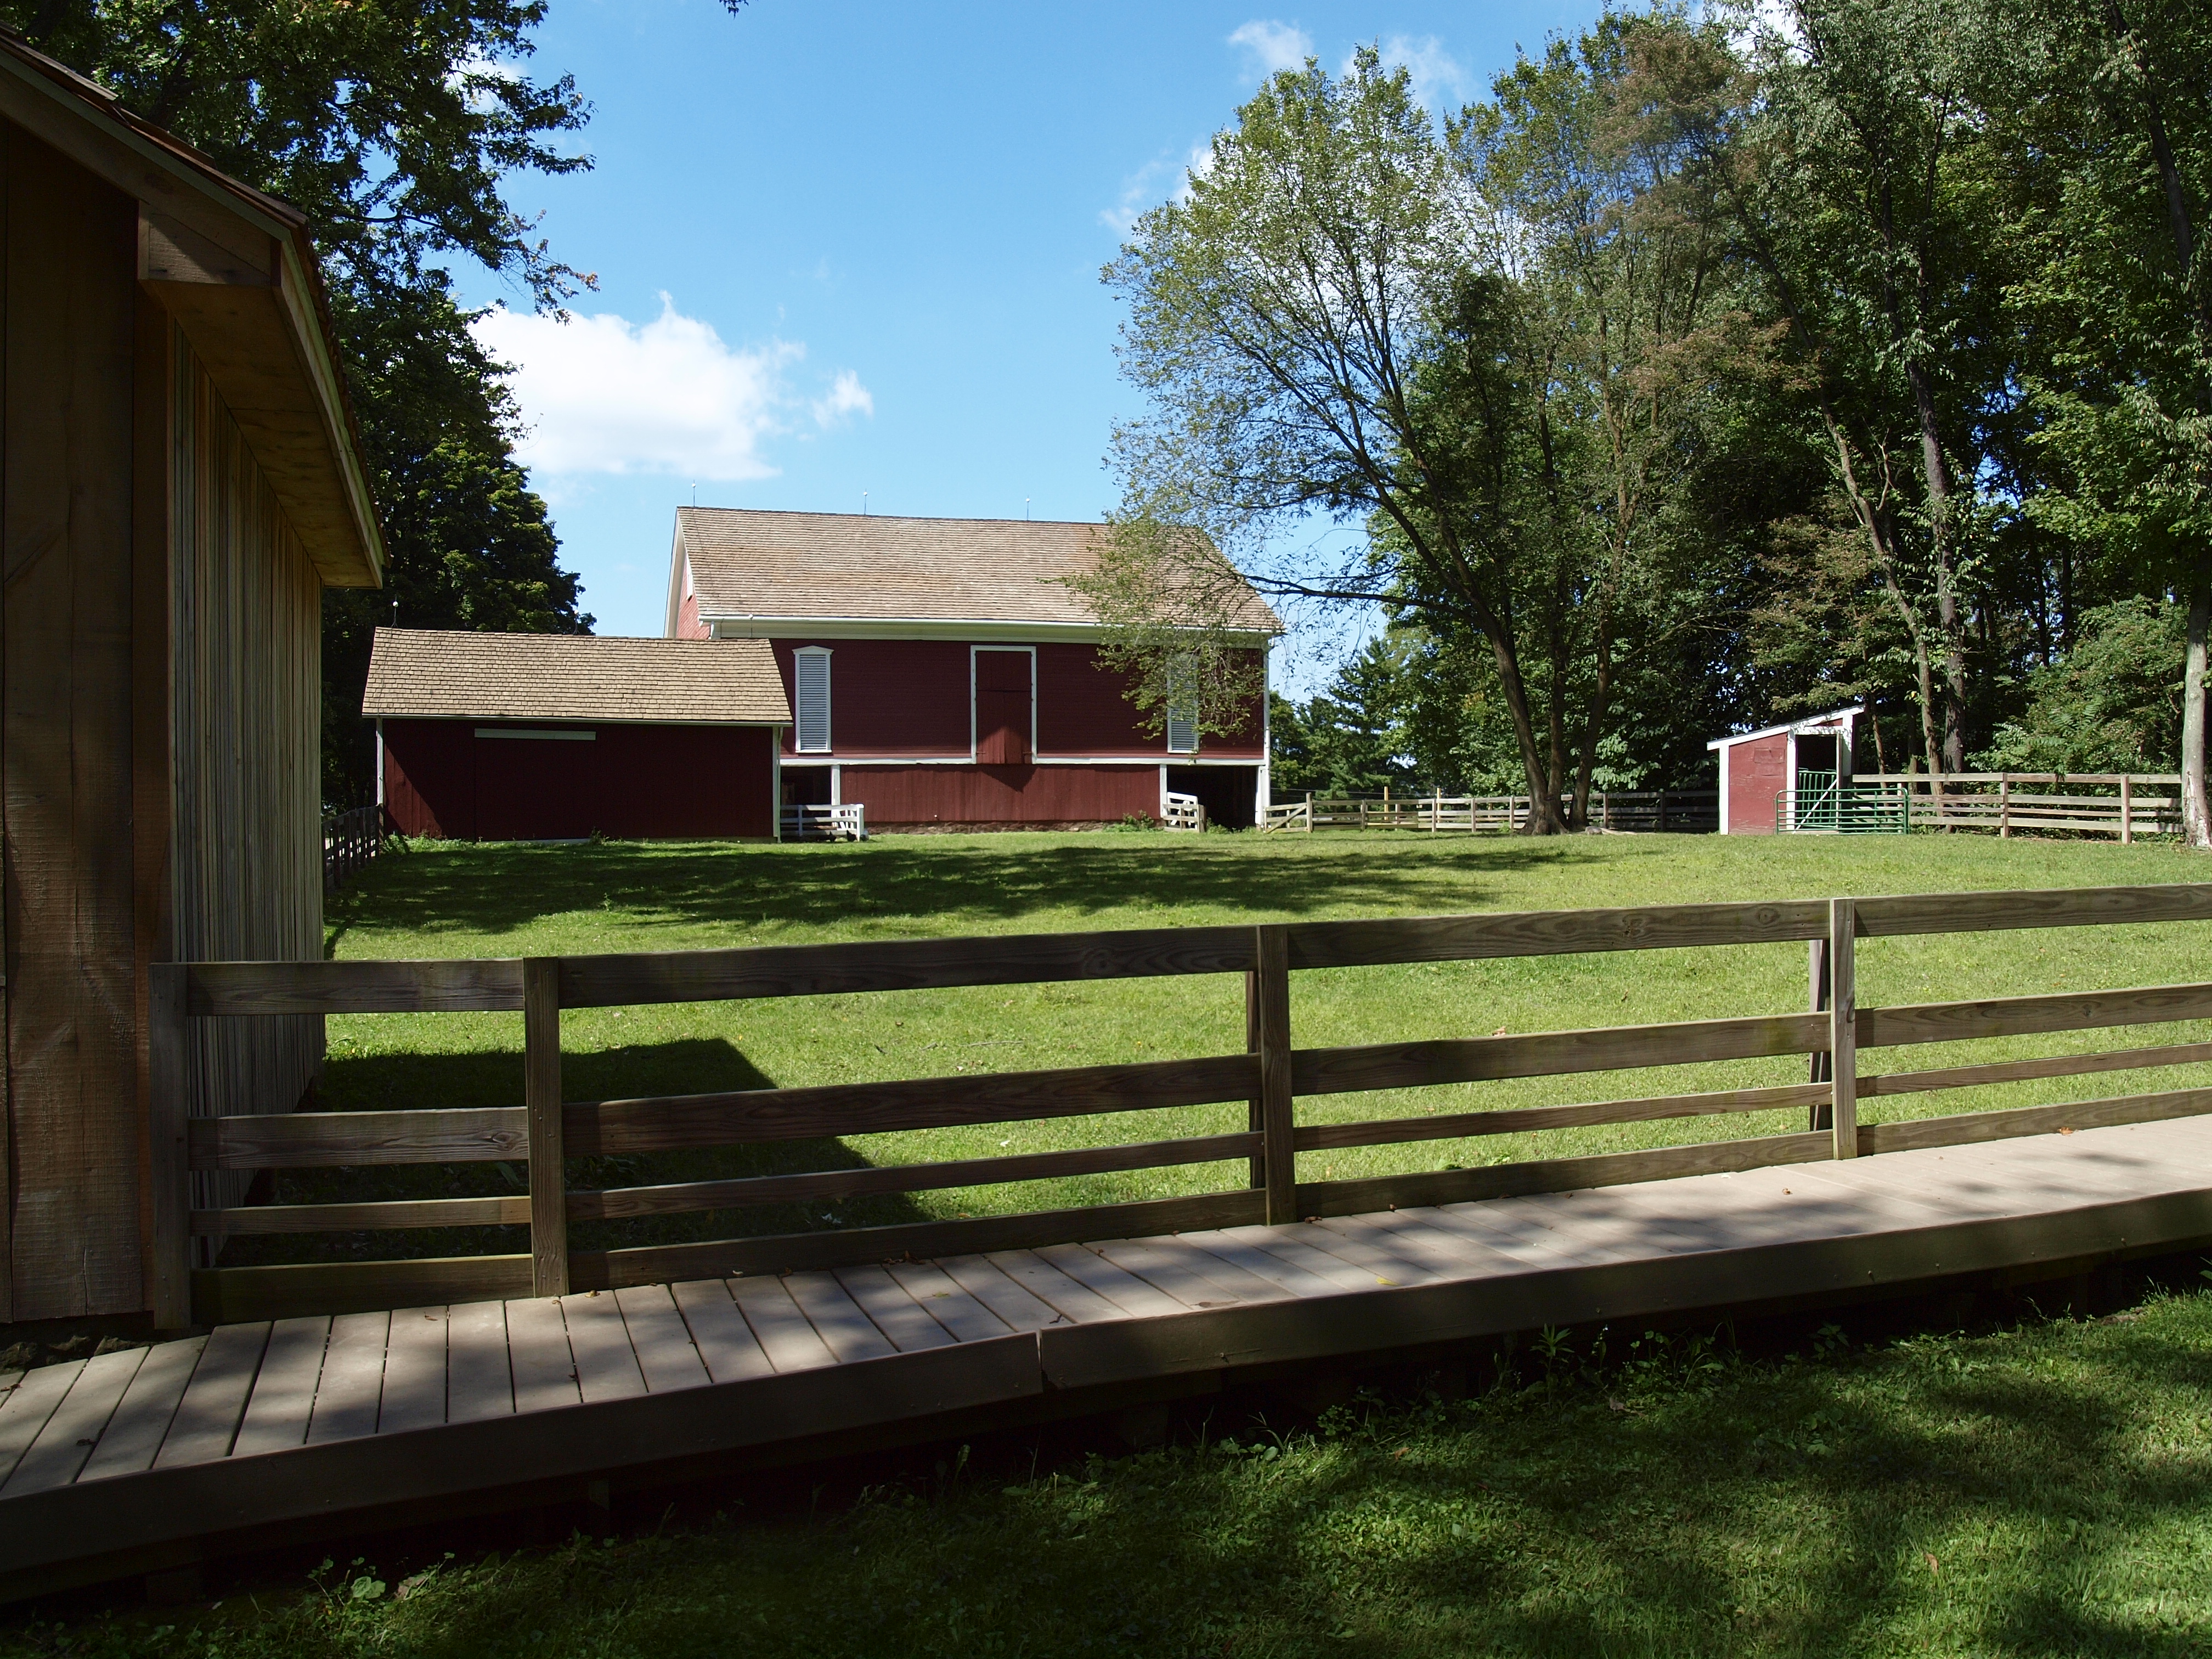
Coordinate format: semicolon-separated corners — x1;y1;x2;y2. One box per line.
326;833;1589;949
225;1039;932;1269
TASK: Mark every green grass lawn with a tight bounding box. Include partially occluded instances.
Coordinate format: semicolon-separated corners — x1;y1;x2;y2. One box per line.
228;828;2212;1266
16;1284;2212;1657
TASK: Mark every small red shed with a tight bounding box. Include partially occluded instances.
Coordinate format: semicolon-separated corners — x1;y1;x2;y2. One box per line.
1708;706;1861;834
665;509;1282;830
364;630;790;840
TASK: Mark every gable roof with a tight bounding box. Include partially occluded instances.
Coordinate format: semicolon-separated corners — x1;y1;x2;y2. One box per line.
1706;706;1862;751
363;629;791;726
0;29;383;587
671;507;1282;634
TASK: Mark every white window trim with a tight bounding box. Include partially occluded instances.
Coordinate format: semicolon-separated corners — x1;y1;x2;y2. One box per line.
794;646;833;753
968;644;1037;761
1165;653;1199;754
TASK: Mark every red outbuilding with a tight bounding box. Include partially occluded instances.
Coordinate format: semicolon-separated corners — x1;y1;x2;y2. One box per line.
1708;706;1861;834
365;630;790;840
665;509;1282;830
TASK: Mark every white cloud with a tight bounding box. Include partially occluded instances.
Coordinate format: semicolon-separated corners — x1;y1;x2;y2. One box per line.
1100;141;1214;235
473;296;871;481
1229;19;1313;79
813;369;873;427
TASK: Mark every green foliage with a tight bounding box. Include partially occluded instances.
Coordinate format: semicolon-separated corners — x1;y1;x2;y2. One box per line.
1976;599;2186;772
1267;641;1422;795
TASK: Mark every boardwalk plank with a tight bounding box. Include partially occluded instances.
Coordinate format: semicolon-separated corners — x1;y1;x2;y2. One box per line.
0;1363;85;1489
1313;1212;1506;1280
613;1285;711;1393
154;1324;269;1468
887;1261;1015;1344
1211;1224;1408;1293
979;1250;1128;1324
231;1318;331;1458
727;1276;838;1373
445;1301;514;1423
504;1297;579;1414
835;1266;957;1352
785;1271;898;1363
1032;1243;1189;1317
2;1351;145;1496
670;1280;773;1384
306;1313;390;1445
938;1254;1079;1331
1413;1199;1626;1271
560;1293;646;1403
1093;1238;1288;1308
80;1339;205;1481
1263;1218;1442;1285
1178;1231;1346;1300
376;1308;448;1436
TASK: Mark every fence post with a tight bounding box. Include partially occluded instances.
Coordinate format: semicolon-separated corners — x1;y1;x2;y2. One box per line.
523;957;569;1297
149;963;194;1330
1999;775;2011;838
1243;958;1266;1193
1829;898;1858;1159
1251;924;1296;1224
1805;936;1831;1131
2121;775;2134;845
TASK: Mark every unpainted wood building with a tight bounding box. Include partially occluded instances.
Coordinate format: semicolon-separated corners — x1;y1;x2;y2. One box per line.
0;38;383;1325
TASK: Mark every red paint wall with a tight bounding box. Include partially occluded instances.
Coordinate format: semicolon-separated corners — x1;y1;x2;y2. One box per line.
1725;733;1788;834
383;719;777;839
974;649;1032;764
754;636;1266;760
676;588;705;640
842;763;1164;825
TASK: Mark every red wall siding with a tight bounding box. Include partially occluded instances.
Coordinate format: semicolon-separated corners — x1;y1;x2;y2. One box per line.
1725;733;1788;834
383;719;776;839
771;638;970;756
974;648;1032;764
676;588;705;640
842;763;1160;825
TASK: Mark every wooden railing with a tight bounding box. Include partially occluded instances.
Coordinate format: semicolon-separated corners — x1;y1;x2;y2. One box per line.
781;803;867;842
322;806;382;891
1162;792;1205;831
1262;798;1313;832
1851;774;2181;841
148;883;2212;1327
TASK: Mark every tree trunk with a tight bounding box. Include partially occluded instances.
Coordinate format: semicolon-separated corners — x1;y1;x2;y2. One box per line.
1483;629;1571;834
2185;585;2209;848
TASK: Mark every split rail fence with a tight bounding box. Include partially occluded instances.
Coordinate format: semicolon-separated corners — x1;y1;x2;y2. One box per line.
1848;774;2181;840
1263;790;1716;833
150;883;2212;1328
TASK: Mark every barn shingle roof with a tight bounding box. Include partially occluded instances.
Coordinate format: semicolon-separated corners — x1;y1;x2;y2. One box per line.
676;508;1281;632
363;629;791;725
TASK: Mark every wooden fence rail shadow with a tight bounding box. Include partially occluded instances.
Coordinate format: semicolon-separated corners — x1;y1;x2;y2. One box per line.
150;883;2212;1327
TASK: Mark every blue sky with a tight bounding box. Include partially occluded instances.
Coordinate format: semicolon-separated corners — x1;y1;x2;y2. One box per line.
464;0;1588;684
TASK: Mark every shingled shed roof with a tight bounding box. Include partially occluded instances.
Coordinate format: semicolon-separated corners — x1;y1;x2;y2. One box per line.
673;507;1282;633
363;629;791;725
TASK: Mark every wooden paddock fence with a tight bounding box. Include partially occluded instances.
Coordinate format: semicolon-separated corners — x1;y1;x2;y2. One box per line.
1263;790;1716;834
149;883;2212;1329
1848;774;2182;840
321;806;382;892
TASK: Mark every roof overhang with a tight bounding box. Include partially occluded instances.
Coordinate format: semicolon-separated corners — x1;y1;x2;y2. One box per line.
1706;706;1864;752
0;32;384;589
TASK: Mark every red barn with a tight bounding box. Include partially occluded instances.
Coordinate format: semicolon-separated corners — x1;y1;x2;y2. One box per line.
365;630;789;840
1708;706;1861;834
665;509;1282;830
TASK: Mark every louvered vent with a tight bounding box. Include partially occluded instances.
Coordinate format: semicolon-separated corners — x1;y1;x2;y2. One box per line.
795;649;831;752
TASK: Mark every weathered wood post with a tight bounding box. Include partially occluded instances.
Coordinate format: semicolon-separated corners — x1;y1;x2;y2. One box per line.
523;957;569;1296
1805;936;1832;1132
1999;775;2011;838
149;963;194;1330
1251;924;1296;1223
2121;775;2134;845
1305;791;1314;834
1829;898;1858;1158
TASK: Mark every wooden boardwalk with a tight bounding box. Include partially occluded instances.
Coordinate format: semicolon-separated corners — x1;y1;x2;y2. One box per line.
6;1114;2212;1598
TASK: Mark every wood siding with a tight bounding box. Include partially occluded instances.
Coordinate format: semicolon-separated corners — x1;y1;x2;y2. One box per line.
383;719;778;840
166;333;326;1235
2;127;140;1319
840;763;1163;826
1725;733;1787;835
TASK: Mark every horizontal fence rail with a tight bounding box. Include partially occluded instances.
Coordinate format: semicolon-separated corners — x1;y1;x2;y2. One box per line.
322;806;382;891
1265;791;1717;834
149;882;2212;1325
1843;774;2181;841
